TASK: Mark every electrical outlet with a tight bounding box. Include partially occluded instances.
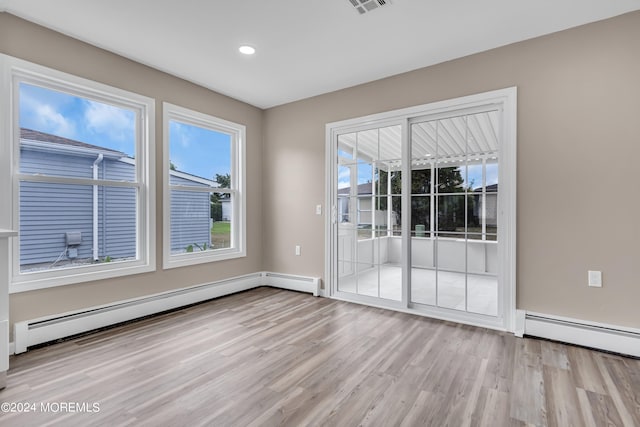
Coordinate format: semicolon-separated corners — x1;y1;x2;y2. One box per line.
295;245;301;256
588;270;602;287
316;204;322;215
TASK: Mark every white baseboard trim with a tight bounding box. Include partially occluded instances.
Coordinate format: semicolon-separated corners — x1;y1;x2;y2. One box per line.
13;271;320;354
523;311;640;358
261;271;321;296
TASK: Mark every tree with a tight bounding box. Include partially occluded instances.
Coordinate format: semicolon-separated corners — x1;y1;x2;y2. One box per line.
210;173;231;220
215;173;231;189
169;161;177;171
374;166;476;232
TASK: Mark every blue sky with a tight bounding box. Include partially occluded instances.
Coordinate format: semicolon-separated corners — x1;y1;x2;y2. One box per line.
169;121;231;181
19;83;231;181
20;83;136;156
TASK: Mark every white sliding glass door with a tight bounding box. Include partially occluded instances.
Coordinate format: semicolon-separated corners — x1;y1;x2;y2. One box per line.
336;125;403;303
409;112;499;316
327;88;517;331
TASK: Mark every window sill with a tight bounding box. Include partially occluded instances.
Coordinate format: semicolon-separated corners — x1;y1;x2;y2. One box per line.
163;248;246;270
10;260;156;293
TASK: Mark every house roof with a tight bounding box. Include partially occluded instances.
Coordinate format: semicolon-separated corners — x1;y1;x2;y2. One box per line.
20;128;125;156
338;182;373;196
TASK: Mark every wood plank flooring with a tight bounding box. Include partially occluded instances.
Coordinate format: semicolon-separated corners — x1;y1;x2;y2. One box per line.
1;287;639;426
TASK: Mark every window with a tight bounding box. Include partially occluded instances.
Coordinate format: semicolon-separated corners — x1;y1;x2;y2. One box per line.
163;103;245;268
0;55;155;292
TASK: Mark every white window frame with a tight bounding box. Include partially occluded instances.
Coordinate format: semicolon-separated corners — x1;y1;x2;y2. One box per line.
0;54;156;293
162;102;246;269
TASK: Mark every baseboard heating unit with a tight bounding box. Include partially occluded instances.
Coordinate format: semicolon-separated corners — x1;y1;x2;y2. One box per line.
517;310;640;358
13;271;321;354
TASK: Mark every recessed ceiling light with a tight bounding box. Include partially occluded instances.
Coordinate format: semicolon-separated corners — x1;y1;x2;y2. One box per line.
239;45;256;55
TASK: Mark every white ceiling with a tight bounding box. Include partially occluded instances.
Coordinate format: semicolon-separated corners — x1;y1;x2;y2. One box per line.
2;0;639;109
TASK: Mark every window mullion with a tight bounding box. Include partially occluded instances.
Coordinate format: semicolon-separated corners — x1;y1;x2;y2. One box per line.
17;174;140;188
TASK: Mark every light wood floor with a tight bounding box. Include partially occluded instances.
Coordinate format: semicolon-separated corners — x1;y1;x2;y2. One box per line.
1;287;639;426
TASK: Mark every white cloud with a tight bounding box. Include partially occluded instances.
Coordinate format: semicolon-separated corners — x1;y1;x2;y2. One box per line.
21;92;76;138
171;122;191;148
84;100;134;141
338;167;351;189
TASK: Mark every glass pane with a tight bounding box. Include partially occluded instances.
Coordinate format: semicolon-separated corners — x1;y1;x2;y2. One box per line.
170;189;214;254
437;117;467;158
357;195;373;240
338;165;352;199
411;168;431;194
437;195;465;233
411;230;435;305
378;125;402;166
467;194;482;233
169;120;231;188
211;194;232;250
356;262;379;298
337;195;351;223
411;121;437;159
378;264;402;301
411;267;436;306
467;274;498;316
411;196;430;236
466;163;483;192
357;129;379;163
376;169;401;209
435;236;466;310
485;193;498;233
19;181;137;272
337;262;357;294
357;163;373;191
373;196;391;232
373;165;392;196
389;170;402;195
19;83;136;181
390;195;402;234
437;165;465;193
467;111;499;157
379;125;402;161
437;269;466;310
486;159;498;190
338;133;356;164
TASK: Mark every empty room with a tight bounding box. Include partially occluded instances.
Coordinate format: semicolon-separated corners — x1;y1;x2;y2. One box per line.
0;1;639;426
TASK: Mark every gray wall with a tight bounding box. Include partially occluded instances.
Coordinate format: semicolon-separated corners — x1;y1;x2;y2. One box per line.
262;11;640;329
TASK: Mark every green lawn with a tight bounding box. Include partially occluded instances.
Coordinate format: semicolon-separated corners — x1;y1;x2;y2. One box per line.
211;221;231;234
211;221;231;248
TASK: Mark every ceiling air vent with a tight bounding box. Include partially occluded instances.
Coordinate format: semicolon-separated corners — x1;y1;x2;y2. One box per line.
348;0;391;15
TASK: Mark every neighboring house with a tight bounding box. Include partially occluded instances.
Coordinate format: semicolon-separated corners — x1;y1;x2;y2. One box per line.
168;170;215;253
337;182;393;227
219;196;231;221
19;128;213;269
474;183;498;229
